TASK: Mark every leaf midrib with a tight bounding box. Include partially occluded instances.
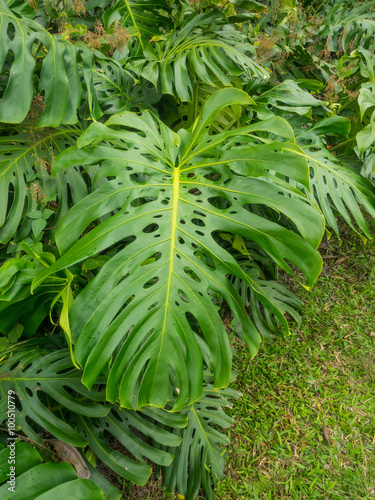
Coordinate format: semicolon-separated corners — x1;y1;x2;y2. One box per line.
146;166;179;403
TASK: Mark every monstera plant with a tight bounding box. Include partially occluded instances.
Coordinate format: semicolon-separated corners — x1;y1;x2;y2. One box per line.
1;0;375;499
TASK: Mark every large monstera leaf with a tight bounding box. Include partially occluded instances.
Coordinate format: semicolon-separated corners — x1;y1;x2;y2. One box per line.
0;126;99;244
162;77;244;133
304;147;375;241
320;1;375;53
0;0;99;125
129;11;268;102
0;341;108;447
93;57;162;115
72;406;187;485
33;88;324;411
0;341;187;485
296;117;375;240
231;263;302;337
103;0;172;45
162;381;238;500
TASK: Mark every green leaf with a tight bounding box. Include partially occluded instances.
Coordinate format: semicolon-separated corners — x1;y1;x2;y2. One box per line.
357;122;375;157
102;0;173;45
43;209;55;219
92;57;161;116
7;323;23;343
321;2;375;52
0;127;86;244
231;0;267;11
36;479;104;500
358;82;375;121
0;337;9;352
0;442;105;500
0;342;108;446
83;258;98;272
163;381;238;500
229;259;302;337
302;147;375;240
0;442;41;482
0;341;187;486
0;463;76;500
254;80;325;116
0;2;99;125
72;405;185;485
32;218;47;237
26;210;43;219
129;11;268;102
33;89;323;411
0;243;70;336
296;116;351;146
163;77;244;133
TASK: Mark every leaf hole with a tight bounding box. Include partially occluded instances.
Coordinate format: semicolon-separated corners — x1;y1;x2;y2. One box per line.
178;289;189;303
148;301;159;311
140;252;161;267
192;218;205;227
203;173;221;181
143;223;159;233
131;196;156;207
208;196;232;209
183;267;201;282
188;188;202;196
143;276;159;289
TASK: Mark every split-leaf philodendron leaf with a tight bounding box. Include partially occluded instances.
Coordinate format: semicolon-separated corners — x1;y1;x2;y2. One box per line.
32;88;324;411
0;340;188;485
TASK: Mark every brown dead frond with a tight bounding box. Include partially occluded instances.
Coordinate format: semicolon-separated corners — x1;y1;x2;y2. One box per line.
35;157;51;175
105;23;130;55
72;0;85;16
27;0;38;11
28;95;46;124
28;183;45;204
83;21;130;54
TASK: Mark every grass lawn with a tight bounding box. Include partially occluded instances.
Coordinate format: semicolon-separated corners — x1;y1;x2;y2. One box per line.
127;224;375;500
216;225;375;500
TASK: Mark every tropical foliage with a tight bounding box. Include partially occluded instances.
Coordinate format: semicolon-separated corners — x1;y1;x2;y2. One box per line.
0;0;375;498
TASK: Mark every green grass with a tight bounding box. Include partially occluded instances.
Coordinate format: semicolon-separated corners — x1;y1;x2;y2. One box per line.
128;226;375;500
216;228;375;500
